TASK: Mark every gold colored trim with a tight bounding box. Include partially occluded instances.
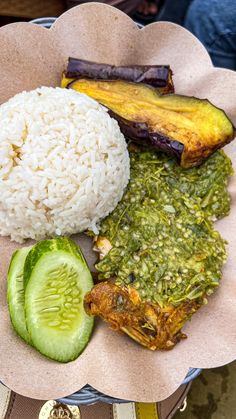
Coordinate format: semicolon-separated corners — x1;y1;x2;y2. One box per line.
39;401;81;419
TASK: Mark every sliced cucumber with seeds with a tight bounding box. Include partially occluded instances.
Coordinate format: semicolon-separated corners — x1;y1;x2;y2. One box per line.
24;238;94;362
7;246;32;343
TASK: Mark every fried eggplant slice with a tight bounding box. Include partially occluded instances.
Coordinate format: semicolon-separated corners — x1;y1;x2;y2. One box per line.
84;148;232;350
66;79;235;168
63;57;174;93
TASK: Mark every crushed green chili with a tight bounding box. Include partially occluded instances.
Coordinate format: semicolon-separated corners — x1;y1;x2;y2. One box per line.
96;148;233;307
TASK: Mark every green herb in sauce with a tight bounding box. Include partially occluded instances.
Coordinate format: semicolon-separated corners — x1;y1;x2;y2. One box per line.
96;149;233;307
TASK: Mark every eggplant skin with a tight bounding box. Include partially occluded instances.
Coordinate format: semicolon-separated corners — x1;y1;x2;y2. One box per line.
66;78;235;168
84;281;200;350
108;110;184;163
63;57;174;93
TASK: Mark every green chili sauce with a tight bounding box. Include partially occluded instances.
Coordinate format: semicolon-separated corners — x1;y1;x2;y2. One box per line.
96;149;233;307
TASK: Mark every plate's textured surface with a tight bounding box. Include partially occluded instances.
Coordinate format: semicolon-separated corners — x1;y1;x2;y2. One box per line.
0;2;236;403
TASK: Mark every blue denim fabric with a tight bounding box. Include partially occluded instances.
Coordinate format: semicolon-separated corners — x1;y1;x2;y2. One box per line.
185;0;236;70
157;0;192;25
156;0;236;70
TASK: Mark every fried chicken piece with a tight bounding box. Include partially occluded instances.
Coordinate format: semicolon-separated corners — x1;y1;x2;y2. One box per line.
84;280;200;350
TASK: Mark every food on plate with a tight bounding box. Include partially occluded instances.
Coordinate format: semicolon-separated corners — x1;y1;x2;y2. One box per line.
7;237;94;362
0;86;129;243
65;78;235;168
3;57;235;354
84;147;233;350
7;246;32;343
62;57;174;94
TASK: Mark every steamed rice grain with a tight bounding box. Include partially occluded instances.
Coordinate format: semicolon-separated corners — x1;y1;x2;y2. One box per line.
0;87;130;242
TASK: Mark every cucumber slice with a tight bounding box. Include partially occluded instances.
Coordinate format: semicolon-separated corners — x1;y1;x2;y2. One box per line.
7;246;32;343
24;238;94;363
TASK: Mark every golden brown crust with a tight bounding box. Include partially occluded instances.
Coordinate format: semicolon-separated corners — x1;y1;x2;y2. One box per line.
84;281;201;350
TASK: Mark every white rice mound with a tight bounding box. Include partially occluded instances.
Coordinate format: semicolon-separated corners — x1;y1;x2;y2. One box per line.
0;87;130;243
